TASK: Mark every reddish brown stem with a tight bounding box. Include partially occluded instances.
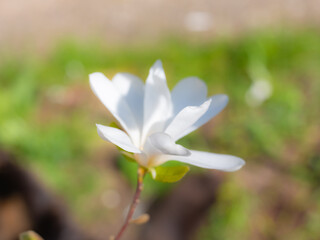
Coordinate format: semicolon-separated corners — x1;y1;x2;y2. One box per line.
113;167;146;240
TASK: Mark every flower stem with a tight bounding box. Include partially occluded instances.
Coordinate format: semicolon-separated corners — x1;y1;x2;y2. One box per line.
113;167;146;240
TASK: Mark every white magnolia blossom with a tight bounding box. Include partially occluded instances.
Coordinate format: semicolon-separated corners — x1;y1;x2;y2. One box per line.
90;60;245;171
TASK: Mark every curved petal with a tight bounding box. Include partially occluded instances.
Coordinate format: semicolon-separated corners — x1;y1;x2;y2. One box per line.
160;150;245;171
112;73;145;130
149;133;190;156
96;124;141;153
89;73;140;146
171;77;207;114
177;94;229;139
142;60;173;143
165;98;212;141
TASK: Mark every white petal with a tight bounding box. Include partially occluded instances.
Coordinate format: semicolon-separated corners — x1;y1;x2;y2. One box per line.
171;77;207;114
112;73;145;130
96;124;141;153
89;73;140;146
178;94;229;139
142;60;173;143
165;98;212;141
160;150;245;171
149;133;190;156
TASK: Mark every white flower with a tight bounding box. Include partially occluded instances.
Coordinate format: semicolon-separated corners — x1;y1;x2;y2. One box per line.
90;60;245;171
245;79;273;107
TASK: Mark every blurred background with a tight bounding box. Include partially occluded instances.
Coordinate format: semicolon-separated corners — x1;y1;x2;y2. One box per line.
1;0;320;240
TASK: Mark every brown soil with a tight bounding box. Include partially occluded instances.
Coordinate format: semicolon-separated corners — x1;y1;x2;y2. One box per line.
1;0;320;51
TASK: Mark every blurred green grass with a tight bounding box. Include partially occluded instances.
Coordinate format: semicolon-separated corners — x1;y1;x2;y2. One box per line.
1;28;320;239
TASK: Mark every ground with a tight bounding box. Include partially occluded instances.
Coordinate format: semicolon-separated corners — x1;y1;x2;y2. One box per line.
1;0;320;51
